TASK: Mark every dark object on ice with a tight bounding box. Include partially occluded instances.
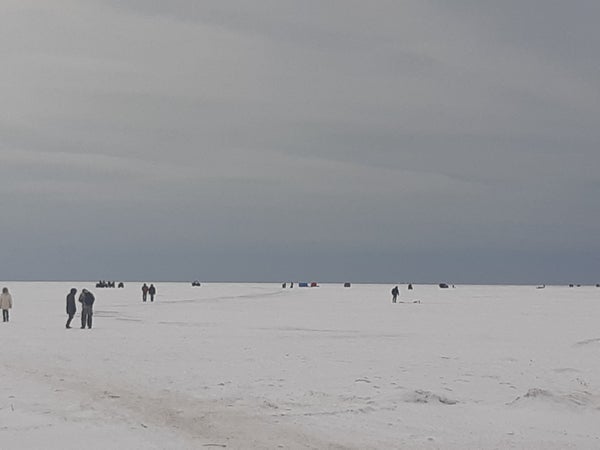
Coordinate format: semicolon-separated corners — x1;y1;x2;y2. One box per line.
118;282;124;288
149;284;156;302
310;282;319;287
569;284;574;287
299;282;309;288
96;280;116;288
391;286;399;303
408;283;413;290
344;282;351;288
78;289;95;329
282;282;287;288
142;283;149;301
596;284;600;288
536;285;545;289
191;280;201;287
66;288;77;328
439;283;449;289
290;282;294;288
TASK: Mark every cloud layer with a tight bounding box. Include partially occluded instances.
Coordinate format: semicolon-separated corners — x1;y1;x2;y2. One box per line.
1;1;599;282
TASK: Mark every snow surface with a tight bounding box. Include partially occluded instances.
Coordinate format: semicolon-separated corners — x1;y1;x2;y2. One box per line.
1;282;599;449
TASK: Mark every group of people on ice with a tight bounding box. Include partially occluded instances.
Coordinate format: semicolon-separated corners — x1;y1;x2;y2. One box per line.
65;288;96;329
141;283;157;302
63;283;158;329
391;284;419;303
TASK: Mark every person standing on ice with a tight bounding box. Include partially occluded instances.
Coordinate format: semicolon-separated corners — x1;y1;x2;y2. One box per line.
391;286;399;303
78;289;95;329
66;288;77;328
141;283;149;302
0;287;13;322
148;284;156;302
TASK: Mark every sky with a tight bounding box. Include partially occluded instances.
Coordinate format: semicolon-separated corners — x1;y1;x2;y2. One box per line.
1;0;599;283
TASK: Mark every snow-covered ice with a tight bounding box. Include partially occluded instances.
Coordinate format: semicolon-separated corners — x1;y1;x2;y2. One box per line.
1;282;599;449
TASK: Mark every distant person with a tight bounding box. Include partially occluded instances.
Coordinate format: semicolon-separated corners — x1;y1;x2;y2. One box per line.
142;283;149;302
290;282;294;288
0;287;13;322
66;288;77;328
148;284;156;302
79;289;95;329
408;283;413;290
282;282;286;288
391;286;399;303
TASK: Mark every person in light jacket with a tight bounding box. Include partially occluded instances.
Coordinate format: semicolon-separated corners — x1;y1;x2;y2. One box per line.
0;287;13;322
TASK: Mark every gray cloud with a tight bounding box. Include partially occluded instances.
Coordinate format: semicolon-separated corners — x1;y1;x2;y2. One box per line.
1;1;599;283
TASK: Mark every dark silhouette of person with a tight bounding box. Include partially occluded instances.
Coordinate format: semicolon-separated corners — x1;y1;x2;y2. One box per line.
142;283;149;302
391;286;399;303
408;283;413;290
148;284;156;302
79;289;95;329
66;288;77;328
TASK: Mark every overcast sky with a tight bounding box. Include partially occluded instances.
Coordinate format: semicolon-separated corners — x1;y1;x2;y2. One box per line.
1;1;599;283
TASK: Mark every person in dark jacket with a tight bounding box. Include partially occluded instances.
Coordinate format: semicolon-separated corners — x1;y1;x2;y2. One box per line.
66;288;77;328
391;286;399;303
79;289;95;329
142;283;149;302
148;284;156;302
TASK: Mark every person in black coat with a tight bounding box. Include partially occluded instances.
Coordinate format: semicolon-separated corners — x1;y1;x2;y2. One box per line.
148;284;156;302
79;289;95;329
391;286;399;303
66;288;77;328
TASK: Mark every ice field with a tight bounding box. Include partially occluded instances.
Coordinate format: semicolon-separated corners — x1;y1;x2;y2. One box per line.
1;282;599;449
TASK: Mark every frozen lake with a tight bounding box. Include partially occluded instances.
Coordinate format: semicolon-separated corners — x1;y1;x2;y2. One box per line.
1;282;599;449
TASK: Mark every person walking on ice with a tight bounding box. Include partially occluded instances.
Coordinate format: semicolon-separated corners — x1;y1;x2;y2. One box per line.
148;284;156;302
66;288;77;328
79;289;95;329
142;283;149;302
391;286;399;303
0;287;13;322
